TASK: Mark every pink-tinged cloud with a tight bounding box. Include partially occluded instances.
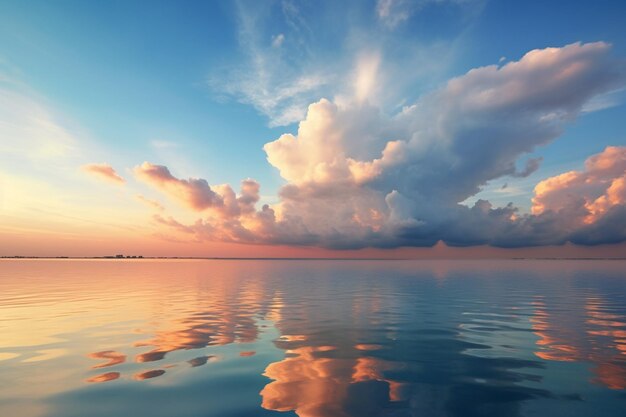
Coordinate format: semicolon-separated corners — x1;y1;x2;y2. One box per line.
134;162;223;211
145;43;626;249
82;163;125;184
134;162;263;220
533;146;626;223
136;194;165;211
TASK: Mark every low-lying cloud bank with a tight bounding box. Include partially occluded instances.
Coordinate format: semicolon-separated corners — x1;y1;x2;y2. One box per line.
135;42;626;249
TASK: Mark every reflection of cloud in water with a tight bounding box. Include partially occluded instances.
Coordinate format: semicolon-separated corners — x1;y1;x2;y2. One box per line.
187;355;215;367
261;277;556;417
79;271;278;384
86;372;120;383
354;344;383;351
0;352;19;361
133;292;265;364
133;312;259;363
532;296;626;390
587;298;626;390
532;299;582;362
263;337;513;417
22;348;66;363
261;339;545;417
135;349;168;363
134;369;165;380
88;350;126;369
261;345;352;417
351;356;407;401
8;260;624;416
266;293;285;323
277;335;307;342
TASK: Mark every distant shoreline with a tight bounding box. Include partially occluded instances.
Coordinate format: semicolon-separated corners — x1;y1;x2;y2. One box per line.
1;256;625;261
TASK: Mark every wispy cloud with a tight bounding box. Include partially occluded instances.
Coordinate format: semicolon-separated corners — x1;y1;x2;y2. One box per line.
376;0;413;28
150;140;178;149
376;0;477;28
209;1;329;127
271;33;285;48
210;1;481;127
136;194;164;211
353;52;382;104
582;88;626;113
0;80;78;161
82;163;125;185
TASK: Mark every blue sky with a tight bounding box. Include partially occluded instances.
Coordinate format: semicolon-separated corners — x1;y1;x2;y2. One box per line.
1;0;623;197
1;0;626;255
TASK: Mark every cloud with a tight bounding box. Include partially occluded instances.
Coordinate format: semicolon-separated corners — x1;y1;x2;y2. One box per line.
209;1;328;127
210;1;481;127
136;194;164;211
376;0;411;27
0;82;77;161
376;0;475;28
267;42;624;200
135;162;272;243
512;157;543;178
134;162;222;211
150;140;178;149
353;52;382;104
82;163;125;185
151;42;626;249
272;33;285;48
532;146;626;225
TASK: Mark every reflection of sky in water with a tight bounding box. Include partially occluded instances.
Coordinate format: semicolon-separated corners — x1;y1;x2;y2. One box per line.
0;259;625;417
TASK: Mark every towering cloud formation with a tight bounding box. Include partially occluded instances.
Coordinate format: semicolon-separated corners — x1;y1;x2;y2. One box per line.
145;42;626;249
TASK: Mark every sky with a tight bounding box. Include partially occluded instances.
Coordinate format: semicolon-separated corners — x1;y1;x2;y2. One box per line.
0;0;625;258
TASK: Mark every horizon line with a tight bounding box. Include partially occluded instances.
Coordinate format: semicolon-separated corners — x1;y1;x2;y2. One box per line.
2;256;626;261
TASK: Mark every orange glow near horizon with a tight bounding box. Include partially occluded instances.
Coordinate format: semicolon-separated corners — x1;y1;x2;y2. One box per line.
3;227;626;259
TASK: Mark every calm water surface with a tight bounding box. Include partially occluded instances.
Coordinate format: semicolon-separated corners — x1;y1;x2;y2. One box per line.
1;259;625;417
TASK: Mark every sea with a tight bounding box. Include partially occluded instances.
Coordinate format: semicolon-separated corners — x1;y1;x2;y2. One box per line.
1;259;625;417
